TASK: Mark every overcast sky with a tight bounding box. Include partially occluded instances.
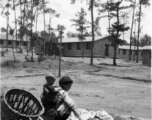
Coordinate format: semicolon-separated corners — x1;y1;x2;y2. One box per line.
0;0;151;42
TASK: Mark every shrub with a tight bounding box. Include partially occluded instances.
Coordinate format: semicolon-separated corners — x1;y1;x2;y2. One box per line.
1;60;20;68
37;55;47;62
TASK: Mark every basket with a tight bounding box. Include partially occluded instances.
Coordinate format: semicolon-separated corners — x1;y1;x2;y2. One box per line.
1;89;44;120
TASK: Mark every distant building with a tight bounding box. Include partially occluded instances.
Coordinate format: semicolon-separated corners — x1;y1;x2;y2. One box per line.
0;34;30;50
61;36;118;57
141;46;151;65
118;45;143;61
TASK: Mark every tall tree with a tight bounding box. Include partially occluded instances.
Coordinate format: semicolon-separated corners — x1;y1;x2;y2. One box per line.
136;0;150;63
2;0;11;51
128;0;136;61
12;0;18;50
104;0;130;65
71;8;89;58
71;0;100;65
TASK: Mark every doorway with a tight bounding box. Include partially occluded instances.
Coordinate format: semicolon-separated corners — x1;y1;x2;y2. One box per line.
105;44;109;56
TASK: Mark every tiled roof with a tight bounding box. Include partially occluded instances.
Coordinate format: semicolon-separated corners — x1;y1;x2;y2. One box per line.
141;46;151;50
0;34;30;41
119;45;142;50
61;36;109;43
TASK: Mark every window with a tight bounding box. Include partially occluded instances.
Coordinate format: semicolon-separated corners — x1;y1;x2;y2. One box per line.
141;52;143;56
0;40;3;45
68;43;71;50
76;43;81;50
8;41;12;45
123;50;126;54
16;41;19;46
119;49;120;54
23;42;27;46
86;42;90;50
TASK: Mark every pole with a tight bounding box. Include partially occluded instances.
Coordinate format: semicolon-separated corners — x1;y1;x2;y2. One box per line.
90;0;94;65
59;31;62;77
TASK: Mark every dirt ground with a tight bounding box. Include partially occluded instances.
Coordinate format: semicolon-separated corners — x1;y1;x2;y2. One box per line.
0;50;151;120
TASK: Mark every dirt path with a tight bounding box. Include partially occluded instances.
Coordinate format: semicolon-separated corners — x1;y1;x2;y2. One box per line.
0;51;151;120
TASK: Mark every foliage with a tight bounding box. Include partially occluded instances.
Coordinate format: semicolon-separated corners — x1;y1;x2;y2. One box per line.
139;34;151;47
71;8;89;40
66;32;78;38
57;24;66;35
99;0;131;65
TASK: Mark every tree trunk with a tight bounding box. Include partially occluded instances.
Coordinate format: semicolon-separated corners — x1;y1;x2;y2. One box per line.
107;0;111;35
113;45;117;66
129;0;136;61
35;6;38;32
19;0;23;47
13;0;18;51
136;1;141;63
90;0;94;65
81;40;84;58
43;0;46;54
6;0;9;51
12;35;16;62
31;0;34;62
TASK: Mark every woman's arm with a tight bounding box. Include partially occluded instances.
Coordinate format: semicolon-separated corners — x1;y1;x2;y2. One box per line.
72;108;83;120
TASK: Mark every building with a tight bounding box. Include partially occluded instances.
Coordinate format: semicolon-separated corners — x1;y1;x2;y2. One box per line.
141;46;151;65
118;45;143;61
61;36;118;57
0;34;30;50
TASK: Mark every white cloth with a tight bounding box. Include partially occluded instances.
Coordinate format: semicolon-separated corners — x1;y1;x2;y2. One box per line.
56;90;75;116
67;109;113;120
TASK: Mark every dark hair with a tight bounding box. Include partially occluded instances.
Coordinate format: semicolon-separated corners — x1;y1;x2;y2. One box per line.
59;76;73;86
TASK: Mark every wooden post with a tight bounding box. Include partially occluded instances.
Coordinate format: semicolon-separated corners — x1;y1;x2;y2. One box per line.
59;31;62;77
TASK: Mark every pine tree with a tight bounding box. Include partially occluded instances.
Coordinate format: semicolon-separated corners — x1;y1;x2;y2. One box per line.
71;8;89;58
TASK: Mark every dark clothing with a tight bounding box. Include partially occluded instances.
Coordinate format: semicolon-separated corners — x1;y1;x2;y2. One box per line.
41;84;72;120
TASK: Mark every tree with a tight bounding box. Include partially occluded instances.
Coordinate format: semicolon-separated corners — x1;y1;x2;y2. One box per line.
139;34;151;47
71;8;89;58
71;0;101;65
104;0;130;65
66;32;78;38
57;24;66;77
12;0;18;50
136;0;150;63
1;0;11;51
128;0;137;61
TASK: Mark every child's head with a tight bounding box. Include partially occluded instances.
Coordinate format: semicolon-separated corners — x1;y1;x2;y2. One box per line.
59;76;73;91
45;73;56;85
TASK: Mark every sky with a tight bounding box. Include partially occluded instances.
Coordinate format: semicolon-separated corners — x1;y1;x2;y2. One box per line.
0;0;151;43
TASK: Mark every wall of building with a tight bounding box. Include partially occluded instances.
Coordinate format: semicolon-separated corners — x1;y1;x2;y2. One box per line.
118;49;142;61
62;42;91;57
62;37;118;57
0;39;30;50
93;38;118;57
142;50;151;65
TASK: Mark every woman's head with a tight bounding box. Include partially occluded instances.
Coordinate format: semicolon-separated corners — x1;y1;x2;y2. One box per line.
59;76;73;91
45;73;56;85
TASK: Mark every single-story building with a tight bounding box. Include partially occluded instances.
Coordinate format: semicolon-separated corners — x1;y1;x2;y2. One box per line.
60;36;118;58
0;34;30;50
141;46;151;65
118;45;142;61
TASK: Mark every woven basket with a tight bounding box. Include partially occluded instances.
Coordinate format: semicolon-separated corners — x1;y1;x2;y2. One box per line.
1;89;44;120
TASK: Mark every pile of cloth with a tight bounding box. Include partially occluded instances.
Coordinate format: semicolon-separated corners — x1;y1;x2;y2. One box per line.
67;109;114;120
